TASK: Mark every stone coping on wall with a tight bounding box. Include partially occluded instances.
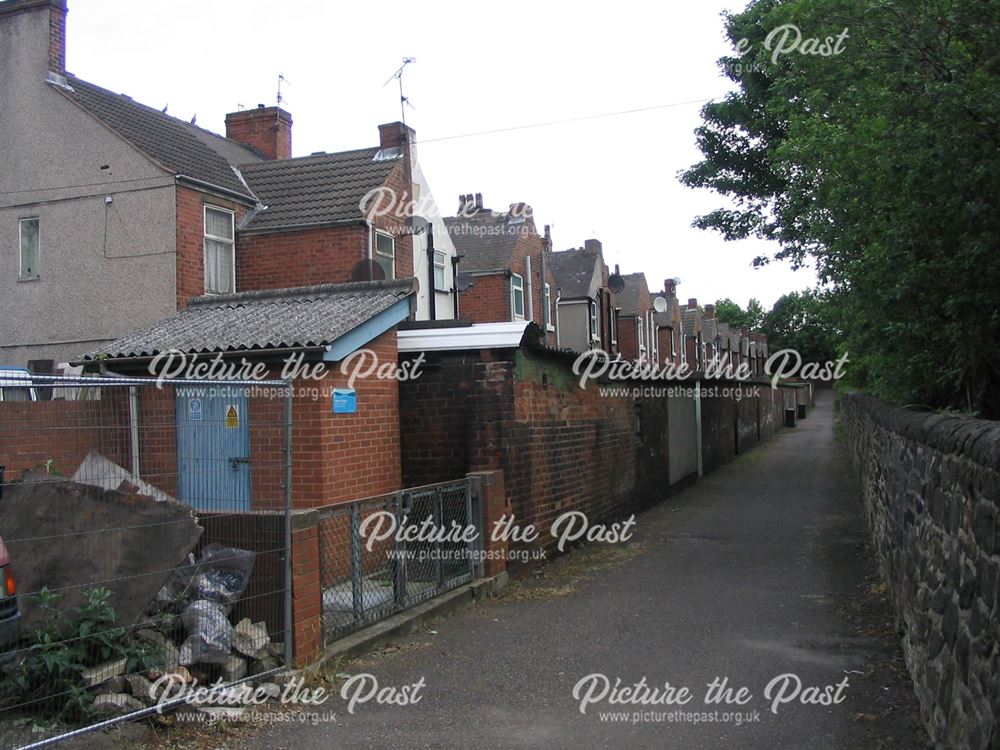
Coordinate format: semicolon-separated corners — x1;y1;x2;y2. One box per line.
843;392;1000;468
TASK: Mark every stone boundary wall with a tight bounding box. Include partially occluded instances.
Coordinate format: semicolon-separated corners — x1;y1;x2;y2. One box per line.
842;393;1000;748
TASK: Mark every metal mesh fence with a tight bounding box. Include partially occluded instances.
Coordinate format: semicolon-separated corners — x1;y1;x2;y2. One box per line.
0;375;291;749
318;480;477;642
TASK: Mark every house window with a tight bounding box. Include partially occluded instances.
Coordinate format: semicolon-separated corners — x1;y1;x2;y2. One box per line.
511;273;525;320
433;251;447;291
204;206;234;294
637;317;645;356
375;231;395;280
589;300;599;341
543;283;553;330
19;218;40;280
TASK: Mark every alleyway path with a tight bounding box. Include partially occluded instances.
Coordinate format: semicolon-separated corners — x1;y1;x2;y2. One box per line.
243;391;927;749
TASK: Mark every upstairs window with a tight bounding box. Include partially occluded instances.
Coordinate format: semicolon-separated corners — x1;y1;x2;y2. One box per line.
374;231;395;280
204;206;235;294
589;300;599;341
543;283;553;330
511;273;525;320
637;317;645;355
19;218;39;280
433;251;447;291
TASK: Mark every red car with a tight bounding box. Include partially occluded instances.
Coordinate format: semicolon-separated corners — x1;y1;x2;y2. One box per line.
0;536;19;664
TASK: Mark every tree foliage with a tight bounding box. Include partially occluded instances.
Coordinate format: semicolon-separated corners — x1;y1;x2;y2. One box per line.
683;0;1000;416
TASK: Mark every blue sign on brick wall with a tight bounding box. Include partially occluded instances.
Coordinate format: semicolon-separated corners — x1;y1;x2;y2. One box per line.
332;388;356;414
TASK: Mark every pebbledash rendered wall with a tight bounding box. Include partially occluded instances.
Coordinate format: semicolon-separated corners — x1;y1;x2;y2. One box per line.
842;393;1000;749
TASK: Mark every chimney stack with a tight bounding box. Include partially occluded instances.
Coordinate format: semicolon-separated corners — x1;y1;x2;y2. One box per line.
584;238;603;254
688;298;698;310
704;304;715;319
664;279;676;296
378;121;415;151
225;105;292;160
0;0;67;76
475;193;484;211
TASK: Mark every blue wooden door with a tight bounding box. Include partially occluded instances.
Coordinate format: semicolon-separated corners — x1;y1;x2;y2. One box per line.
176;387;251;511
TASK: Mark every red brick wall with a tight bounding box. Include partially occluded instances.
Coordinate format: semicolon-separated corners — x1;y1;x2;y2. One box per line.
458;273;511;324
175;186;250;309
618;317;639;363
237;225;368;291
0;396;129;481
224;107;292;160
289;330;402;508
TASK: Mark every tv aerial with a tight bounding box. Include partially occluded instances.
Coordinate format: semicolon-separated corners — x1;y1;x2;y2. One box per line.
384;58;416;124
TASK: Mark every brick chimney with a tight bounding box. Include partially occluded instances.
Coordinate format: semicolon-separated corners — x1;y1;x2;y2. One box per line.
225;104;292;160
584;238;603;254
688;298;698;310
704;304;716;319
378;121;415;151
664;279;676;296
0;0;67;75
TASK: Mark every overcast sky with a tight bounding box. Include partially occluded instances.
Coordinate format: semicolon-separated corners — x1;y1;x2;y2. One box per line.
68;0;818;309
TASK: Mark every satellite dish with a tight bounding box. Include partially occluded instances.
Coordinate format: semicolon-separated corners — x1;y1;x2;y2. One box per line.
350;259;385;282
608;273;625;294
408;215;429;235
653;296;668;314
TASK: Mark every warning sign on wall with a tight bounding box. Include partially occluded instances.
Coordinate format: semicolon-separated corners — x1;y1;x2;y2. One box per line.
225;405;240;429
189;398;203;421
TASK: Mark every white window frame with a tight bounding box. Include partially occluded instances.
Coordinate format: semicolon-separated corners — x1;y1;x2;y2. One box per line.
589;300;599;342
637;317;646;358
510;273;525;320
19;217;40;281
543;283;555;331
374;230;395;280
203;206;235;294
433;250;447;291
648;310;658;363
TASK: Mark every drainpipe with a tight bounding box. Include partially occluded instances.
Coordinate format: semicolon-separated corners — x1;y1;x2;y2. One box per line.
451;256;460;318
426;223;437;321
694;380;703;478
129;386;140;477
525;255;534;323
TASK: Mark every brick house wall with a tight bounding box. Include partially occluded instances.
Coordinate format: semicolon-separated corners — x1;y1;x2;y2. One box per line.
175;186;252;309
237;225;368;291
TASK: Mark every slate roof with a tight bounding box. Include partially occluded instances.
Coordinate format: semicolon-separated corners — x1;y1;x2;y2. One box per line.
239;148;401;231
443;209;532;273
548;247;601;299
56;76;261;200
615;273;648;317
85;280;415;360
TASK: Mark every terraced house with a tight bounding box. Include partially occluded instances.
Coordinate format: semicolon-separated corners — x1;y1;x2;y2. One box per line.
0;0;457;368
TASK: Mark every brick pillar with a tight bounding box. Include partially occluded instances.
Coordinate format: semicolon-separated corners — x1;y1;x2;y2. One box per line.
290;510;322;665
468;469;508;578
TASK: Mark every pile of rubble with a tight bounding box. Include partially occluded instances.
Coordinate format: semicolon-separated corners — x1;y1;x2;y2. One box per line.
86;543;286;717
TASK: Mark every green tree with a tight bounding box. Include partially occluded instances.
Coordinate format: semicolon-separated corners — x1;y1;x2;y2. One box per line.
682;0;1000;416
763;289;838;363
714;297;766;330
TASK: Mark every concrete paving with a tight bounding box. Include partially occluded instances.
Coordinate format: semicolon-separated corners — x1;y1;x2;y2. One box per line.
239;390;928;749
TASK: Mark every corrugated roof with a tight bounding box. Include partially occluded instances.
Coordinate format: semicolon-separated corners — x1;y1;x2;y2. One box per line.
444;209;533;273
615;273;648;317
239;148;400;231
56;76;261;200
549;247;601;299
86;280;415;360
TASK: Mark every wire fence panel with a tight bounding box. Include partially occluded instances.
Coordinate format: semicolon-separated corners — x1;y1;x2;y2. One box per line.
318;480;477;643
0;376;292;750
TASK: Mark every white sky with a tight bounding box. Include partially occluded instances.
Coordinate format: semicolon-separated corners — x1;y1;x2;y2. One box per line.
67;0;818;310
